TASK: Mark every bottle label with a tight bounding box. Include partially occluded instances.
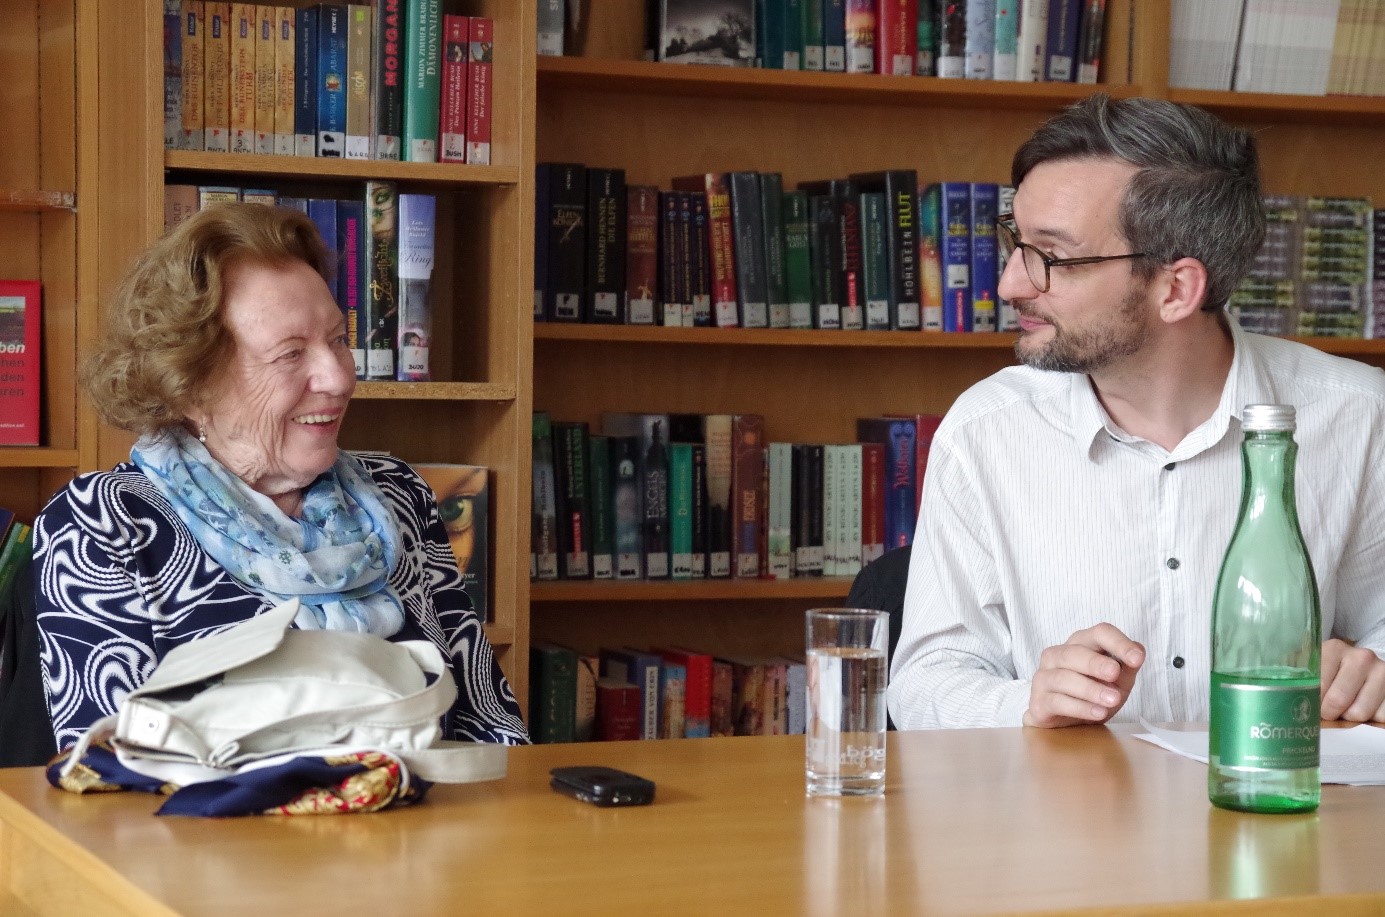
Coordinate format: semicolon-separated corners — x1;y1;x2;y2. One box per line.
1212;680;1320;770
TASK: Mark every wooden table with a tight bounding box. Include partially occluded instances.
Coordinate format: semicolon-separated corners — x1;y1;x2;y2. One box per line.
2;725;1384;916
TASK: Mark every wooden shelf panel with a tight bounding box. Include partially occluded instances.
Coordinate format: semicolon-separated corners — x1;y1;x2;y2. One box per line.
164;151;520;187
536;324;1385;356
351;381;517;401
485;624;514;647
0;189;75;212
530;577;854;602
538;56;1142;110
0;448;79;468
1169;89;1385;125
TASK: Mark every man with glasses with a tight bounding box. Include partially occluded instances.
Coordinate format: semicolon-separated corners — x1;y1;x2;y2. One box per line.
888;94;1385;730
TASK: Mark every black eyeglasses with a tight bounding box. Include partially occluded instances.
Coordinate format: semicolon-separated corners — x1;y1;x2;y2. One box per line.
995;213;1149;293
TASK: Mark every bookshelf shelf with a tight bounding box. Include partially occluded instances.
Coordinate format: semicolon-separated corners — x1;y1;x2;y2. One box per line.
537;56;1142;110
0;449;79;468
164;151;521;187
0;189;75;212
530;577;854;603
351;381;518;401
1168;89;1385;126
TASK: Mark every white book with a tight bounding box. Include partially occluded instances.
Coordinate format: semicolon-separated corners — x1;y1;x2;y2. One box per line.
1014;0;1048;81
1169;0;1245;90
1234;0;1341;95
841;443;863;578
768;443;794;579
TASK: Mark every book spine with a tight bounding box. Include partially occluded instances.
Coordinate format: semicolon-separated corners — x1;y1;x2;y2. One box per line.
396;193;436;381
343;4;372;158
806;445;825;574
995;186;1018;329
531;412;560;580
969;182;999;332
1075;0;1105;84
860;440;886;564
164;184;199;232
823;0;847;71
783;0;805;69
0;280;41;446
822;443;839;576
670;442;695;579
626;185;659;325
1045;0;1080;81
336;200;364;379
885;171;922;329
641;415;671;579
964;0;996;79
783;191;814;329
610;434;643;579
548;163;587;322
673;175;740;328
305;197;339;301
760;173;790;329
703;414;734;578
841;443;863;577
1015;0;1048;81
292;6;317;156
403;0;441;162
918;183;945;331
529;643;577;743
729;172;769;328
465;17;493;165
587;434;615;579
917;0;937;74
271;6;294;155
164;0;183;150
710;660;735;736
839;186;865;331
732;660;766;736
861;192;891;330
803;0;825;70
316;4;347;157
585;168;628;323
596;679;641;741
940;181;973;332
908;414;944;511
677;192;694;327
254;4;276;154
731;414;765;578
554;421;592;579
180;2;205;150
203;3;230;152
690;442;708;578
785;658;807;735
808;194;842;329
362;180;399;380
936;0;966;77
639;657;661;740
658;191;681;327
760;0;784;69
993;0;1020;79
763;661;788;735
845;0;876;74
877;0;918;75
659;664;687;739
537;0;565;56
229;3;256;153
672;652;712;738
857;418;917;548
689;192;713;327
373;0;404;159
575;655;598;741
768;442;794;578
439;15;468;163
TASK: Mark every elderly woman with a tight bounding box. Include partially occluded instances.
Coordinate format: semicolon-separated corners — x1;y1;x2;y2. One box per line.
33;203;528;751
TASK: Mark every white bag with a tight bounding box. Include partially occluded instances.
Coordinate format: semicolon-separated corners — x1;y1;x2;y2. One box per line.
60;598;506;788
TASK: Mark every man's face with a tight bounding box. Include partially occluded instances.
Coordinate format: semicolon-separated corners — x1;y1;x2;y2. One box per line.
1001;157;1156;374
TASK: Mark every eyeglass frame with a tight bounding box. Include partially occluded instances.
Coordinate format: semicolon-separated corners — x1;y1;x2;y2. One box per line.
995;212;1150;293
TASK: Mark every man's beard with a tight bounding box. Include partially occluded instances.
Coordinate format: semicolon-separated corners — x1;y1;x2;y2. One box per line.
1014;284;1150;374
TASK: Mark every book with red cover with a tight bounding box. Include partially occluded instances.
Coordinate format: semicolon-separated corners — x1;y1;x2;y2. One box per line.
876;0;918;75
710;658;734;737
438;14;467;163
596;678;641;741
860;441;886;565
465;16;492;165
670;173;739;327
658;646;713;738
0;281;41;446
730;414;765;578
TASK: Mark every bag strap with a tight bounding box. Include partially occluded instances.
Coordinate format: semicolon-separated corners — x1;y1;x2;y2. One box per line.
397;741;508;783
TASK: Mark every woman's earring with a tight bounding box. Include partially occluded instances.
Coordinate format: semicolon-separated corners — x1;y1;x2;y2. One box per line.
198;422;207;444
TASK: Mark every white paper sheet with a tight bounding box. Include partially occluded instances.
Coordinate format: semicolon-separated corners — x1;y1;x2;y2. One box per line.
1134;720;1385;786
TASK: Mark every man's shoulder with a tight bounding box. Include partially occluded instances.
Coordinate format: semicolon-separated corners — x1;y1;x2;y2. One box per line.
1245;332;1385;404
940;365;1071;437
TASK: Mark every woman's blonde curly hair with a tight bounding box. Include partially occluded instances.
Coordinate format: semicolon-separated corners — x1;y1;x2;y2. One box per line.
83;203;334;434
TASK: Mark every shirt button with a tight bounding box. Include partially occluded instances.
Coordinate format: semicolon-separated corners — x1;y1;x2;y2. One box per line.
1173;656;1185;668
1166;557;1181;570
1164;462;1175;471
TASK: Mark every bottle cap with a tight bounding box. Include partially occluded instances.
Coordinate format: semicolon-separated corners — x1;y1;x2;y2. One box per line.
1241;404;1296;432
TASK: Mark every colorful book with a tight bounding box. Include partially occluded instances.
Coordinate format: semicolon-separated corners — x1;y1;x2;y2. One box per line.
316;3;347;157
413;463;491;620
306;197;339;302
363;180;399;379
336;199;365;377
659;648;713;738
918;183;946;331
710;659;735;736
465;17;493;165
845;0;876;73
767;442;794;578
856;417;917;548
658;191;684;327
538;0;565;56
439;14;468;163
395;193;435;381
0;281;41;446
861;191;891;330
670;173;739;327
403;0;441;162
180;1;206;150
731;414;765;578
997;184;1020;331
877;0;917;74
253;4;276;154
689;192;713;327
938;181;973;332
372;0;404;159
808;194;842;329
228;3;256;153
823;0;848;70
600;648;663;740
917;0;937;74
889;413;945;511
658;660;687;739
969;182;999;332
860;440;886;564
669;442;696;579
791;443;825;575
626;185;659;325
850;170;921;330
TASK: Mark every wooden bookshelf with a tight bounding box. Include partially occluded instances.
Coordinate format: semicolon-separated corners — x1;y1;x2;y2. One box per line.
531;0;1385;668
165;150;521;186
0;189;76;212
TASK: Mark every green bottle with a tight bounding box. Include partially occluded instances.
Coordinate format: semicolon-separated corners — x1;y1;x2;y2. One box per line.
1209;404;1321;814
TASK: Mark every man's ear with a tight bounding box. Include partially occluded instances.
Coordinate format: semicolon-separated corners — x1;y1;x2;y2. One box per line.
1157;257;1209;324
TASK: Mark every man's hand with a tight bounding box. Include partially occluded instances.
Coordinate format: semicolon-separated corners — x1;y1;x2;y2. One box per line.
1023;624;1146;728
1321;639;1385;723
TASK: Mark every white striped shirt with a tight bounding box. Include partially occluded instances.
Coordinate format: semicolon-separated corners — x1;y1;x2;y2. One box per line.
888;320;1385;729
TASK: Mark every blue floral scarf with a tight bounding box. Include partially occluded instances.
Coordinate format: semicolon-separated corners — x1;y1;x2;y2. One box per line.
131;428;405;636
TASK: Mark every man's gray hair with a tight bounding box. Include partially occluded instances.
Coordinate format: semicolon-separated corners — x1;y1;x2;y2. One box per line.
1012;94;1265;312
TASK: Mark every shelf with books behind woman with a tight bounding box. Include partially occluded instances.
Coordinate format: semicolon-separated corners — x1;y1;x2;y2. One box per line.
81;0;537;704
530;0;1385;671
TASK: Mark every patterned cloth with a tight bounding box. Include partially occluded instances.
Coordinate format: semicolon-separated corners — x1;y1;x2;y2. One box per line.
131;428;405;636
33;453;530;751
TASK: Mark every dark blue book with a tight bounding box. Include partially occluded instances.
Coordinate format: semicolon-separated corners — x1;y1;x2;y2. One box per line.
316;4;347;157
938;182;972;333
822;0;847;71
293;6;319;156
856;417;917;549
968;182;999;333
336;199;365;377
1044;0;1082;81
600;648;664;740
306;198;339;304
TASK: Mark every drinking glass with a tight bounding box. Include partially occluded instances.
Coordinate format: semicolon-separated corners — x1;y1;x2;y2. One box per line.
805;608;889;797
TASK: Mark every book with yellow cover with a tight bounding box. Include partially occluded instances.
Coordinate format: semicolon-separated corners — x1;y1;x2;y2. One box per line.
413;463;490;622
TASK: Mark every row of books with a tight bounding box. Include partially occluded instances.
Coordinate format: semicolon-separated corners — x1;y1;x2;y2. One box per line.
165;183;437;381
531;410;940;583
1170;0;1385;97
535;163;1022;334
530;642;810;743
1374;210;1385;340
162;2;493;164
0;281;41;448
1230;197;1378;340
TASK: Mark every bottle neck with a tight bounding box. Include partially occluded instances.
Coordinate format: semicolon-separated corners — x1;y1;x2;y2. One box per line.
1240;430;1298;521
